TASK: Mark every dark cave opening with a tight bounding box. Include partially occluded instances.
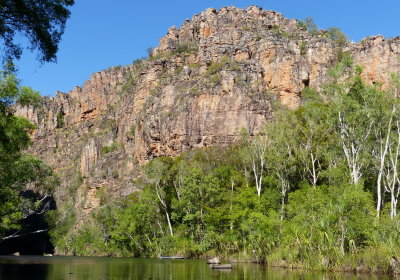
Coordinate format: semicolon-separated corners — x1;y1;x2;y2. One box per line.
302;78;310;87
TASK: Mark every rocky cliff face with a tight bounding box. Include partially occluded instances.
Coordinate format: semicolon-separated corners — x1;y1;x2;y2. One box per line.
15;6;400;224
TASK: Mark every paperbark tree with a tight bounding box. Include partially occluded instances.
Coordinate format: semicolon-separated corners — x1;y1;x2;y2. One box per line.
248;135;269;198
293;98;331;187
144;158;174;236
264;115;296;220
382;118;400;218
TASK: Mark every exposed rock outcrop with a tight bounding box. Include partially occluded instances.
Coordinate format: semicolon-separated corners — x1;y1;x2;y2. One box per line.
15;6;400;223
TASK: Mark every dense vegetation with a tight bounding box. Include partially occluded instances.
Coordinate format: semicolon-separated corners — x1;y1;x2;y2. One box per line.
0;67;57;247
0;0;74;249
0;3;398;272
49;53;400;272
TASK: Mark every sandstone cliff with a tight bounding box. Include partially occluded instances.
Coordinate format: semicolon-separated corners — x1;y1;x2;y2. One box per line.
15;6;400;225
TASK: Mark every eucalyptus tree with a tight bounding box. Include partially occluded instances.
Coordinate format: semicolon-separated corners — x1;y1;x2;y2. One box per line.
323;55;381;188
264;113;297;220
248;135;269;198
290;89;334;187
380;75;400;218
144;158;175;236
371;94;397;217
383;117;400;218
0;0;74;63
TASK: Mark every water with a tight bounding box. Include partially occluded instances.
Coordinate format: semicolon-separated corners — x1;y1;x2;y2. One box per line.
0;256;393;280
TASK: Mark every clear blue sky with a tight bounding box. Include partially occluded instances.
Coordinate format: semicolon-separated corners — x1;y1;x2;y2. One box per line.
14;0;400;96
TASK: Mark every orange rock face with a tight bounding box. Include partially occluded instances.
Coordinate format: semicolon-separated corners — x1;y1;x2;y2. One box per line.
15;6;400;218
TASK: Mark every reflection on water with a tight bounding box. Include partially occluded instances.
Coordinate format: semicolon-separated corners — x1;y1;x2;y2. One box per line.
0;256;393;280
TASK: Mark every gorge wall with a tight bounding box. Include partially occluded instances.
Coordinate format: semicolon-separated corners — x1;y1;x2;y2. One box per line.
15;6;400;229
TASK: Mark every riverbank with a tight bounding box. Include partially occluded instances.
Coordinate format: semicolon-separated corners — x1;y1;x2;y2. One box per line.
45;248;399;277
0;256;394;280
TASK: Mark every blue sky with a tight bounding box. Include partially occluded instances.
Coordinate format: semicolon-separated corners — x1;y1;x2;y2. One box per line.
14;0;400;96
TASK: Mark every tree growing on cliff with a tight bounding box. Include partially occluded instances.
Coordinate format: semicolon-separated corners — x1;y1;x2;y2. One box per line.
0;0;74;63
297;16;318;35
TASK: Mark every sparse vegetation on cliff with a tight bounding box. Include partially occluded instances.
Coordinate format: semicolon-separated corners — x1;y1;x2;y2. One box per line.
149;42;198;61
101;142;119;154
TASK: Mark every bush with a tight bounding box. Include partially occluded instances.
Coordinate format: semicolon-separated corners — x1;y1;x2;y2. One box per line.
300;41;307;56
297;17;318;35
56;112;65;128
101;142;119;154
205;57;230;76
326;27;347;46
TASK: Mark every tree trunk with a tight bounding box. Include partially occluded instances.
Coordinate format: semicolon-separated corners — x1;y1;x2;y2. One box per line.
230;180;234;231
310;152;318;187
165;211;173;236
280;177;288;221
376;113;393;217
339;217;345;256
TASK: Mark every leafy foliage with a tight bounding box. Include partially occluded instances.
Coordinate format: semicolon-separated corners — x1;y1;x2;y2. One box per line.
48;57;400;272
297;17;318;35
0;69;55;241
0;0;74;63
326;27;348;46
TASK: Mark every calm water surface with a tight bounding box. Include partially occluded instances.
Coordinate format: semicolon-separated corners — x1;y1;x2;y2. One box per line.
0;256;393;280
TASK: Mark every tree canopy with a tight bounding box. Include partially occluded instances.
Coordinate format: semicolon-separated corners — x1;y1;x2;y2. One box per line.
0;0;73;247
0;0;74;63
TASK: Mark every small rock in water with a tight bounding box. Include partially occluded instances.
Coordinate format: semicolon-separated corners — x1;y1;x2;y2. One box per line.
207;257;221;264
211;264;233;269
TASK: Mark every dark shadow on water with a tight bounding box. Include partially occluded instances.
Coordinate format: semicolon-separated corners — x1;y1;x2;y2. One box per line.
0;261;49;280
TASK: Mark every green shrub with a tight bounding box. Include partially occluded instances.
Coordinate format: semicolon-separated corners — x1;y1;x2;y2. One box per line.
326;27;348;46
174;66;184;75
56;112;65;128
172;42;198;55
300;41;307;56
101;142;119;154
209;74;222;85
120;71;136;94
205;57;229;76
129;124;136;137
297;17;318;35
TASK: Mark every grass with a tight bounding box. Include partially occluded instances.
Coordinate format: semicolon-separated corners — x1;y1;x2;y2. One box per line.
205;57;230;76
300;41;307;56
149;42;198;61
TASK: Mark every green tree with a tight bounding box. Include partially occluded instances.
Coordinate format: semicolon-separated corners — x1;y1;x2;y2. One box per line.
264;113;297;220
144;157;175;236
326;27;348;47
0;0;74;63
0;69;53;241
0;0;72;247
297;16;318;35
111;191;161;257
284;184;374;266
